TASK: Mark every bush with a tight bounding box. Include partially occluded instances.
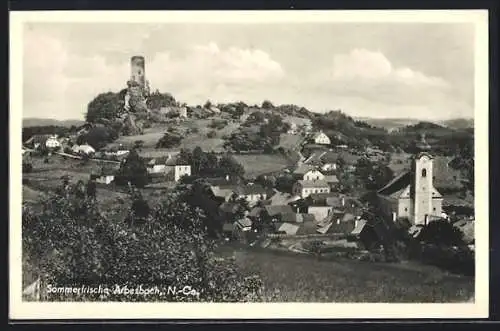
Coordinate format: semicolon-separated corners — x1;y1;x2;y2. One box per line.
156;132;183;149
22;187;264;302
207;130;217;138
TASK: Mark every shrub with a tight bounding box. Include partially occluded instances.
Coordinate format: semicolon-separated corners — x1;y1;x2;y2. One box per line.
156;132;183;149
207;130;217;138
22;184;264;302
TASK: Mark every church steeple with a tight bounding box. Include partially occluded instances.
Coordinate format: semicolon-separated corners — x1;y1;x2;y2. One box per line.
415;132;431;152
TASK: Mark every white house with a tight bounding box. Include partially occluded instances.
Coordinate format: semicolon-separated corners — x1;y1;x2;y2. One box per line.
311;131;331;145
45;135;60;149
90;169;115;185
179;106;188;118
293;180;331;198
146;156;168;174
72;144;95;155
146;155;191;182
303;169;325;181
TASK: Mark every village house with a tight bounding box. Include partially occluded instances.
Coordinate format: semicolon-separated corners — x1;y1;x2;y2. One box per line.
292;164;316;180
306;200;335;222
90;168;115;185
104;146;130;157
263;205;295;223
25;134;61;151
309;131;331;145
274;222;300;235
207;176;241;201
376;134;443;225
293;179;331;198
303;169;325;181
287;122;298;134
165;157;191;182
232;183;268;205
72;144;95;155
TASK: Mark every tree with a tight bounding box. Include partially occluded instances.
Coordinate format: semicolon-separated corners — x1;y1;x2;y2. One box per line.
78;127;118;150
218;155;245;178
114;149;149;188
22;185;263;302
261;100;274;109
134;140;144;151
86;92;123;124
156;132;183;149
204;100;212;109
418;220;465;247
146;90;177;110
86;179;97;200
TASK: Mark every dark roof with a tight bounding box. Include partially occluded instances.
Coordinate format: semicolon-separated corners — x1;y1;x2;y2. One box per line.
324;175;339;183
377;171;412;198
219;202;240;214
296;213;316;223
296;221;318;235
248;207;265;218
234;184;267;196
206;177;239;187
100;168;116;176
264;205;294;216
293;164;316;175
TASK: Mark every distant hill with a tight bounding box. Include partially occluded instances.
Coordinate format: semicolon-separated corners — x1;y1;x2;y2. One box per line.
23;118;85;128
355;117;474;131
354;117;421;130
438;118;474;130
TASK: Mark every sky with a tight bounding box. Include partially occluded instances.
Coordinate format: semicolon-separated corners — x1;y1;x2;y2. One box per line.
22;22;475;120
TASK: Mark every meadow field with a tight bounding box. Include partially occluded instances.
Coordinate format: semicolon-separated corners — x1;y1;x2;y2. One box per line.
218;245;474;302
232;154;293;178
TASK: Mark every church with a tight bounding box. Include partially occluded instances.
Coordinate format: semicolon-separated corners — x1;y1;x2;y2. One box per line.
376;134;443;225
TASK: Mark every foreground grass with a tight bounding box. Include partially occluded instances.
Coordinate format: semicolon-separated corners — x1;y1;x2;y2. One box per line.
218;245;474;303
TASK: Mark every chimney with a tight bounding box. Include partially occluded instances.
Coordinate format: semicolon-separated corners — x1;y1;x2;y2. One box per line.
337;218;340;225
226;174;230;181
392;212;397;222
424;214;429;225
341;197;345;207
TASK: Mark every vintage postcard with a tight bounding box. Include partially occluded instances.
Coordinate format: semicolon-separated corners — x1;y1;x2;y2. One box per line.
10;10;489;320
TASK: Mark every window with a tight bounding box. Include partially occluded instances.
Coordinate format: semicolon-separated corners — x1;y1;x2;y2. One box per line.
433;207;436;211
422;169;427;177
404;208;408;212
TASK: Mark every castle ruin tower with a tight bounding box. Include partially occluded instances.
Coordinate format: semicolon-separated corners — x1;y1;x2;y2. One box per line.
130;56;146;88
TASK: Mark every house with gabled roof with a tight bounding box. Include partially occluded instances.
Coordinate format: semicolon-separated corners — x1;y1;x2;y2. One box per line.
145;154;191;182
292;179;331;198
310;130;331;145
232;183;268;205
90;167;115;185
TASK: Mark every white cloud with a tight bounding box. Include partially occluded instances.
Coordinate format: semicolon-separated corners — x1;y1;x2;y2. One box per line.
330;48;448;88
146;42;285;104
23;36;285;119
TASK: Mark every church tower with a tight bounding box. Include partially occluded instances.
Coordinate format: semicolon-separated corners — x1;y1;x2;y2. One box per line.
412;133;435;225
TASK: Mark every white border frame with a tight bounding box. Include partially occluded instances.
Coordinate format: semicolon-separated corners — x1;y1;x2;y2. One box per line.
9;10;489;320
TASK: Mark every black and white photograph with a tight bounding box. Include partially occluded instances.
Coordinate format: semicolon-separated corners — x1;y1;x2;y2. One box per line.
10;10;489;319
